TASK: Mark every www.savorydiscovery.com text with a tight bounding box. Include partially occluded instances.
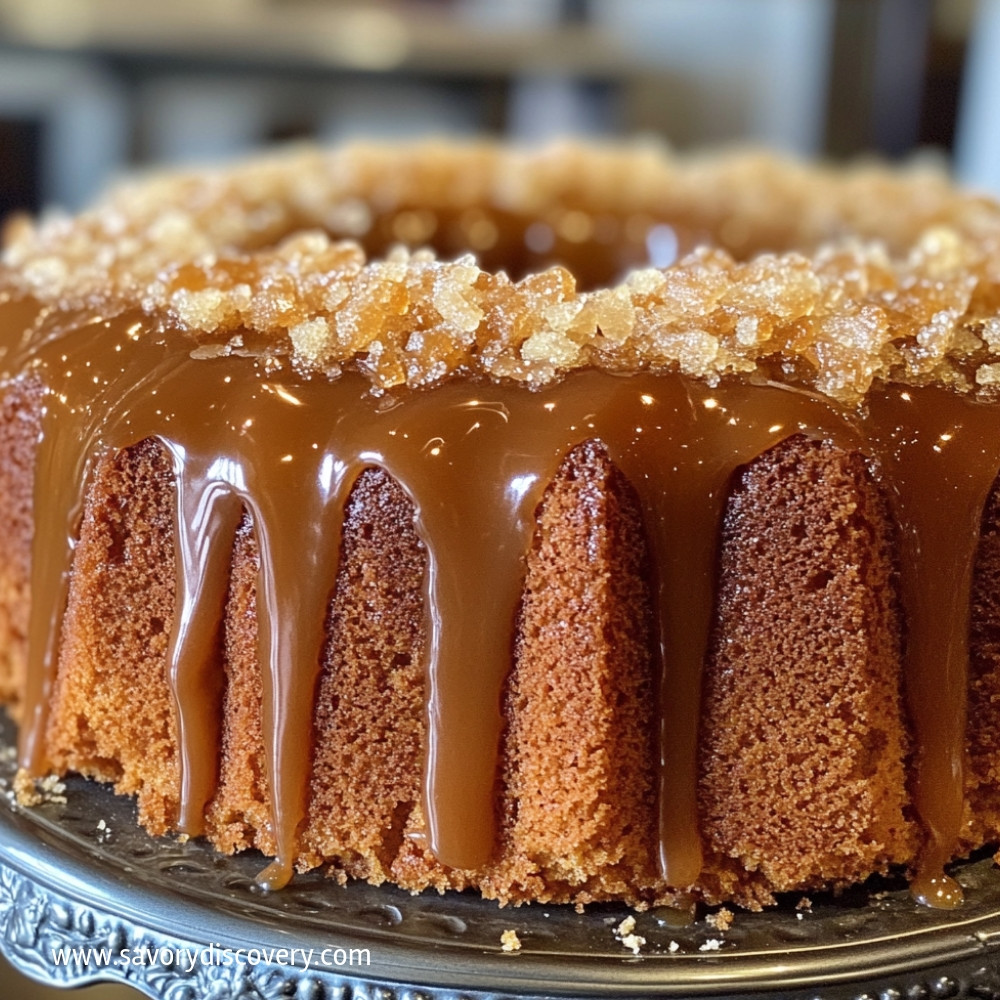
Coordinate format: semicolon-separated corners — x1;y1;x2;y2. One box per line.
52;942;371;974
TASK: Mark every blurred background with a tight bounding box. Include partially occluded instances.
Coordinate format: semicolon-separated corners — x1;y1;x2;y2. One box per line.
1;0;999;225
1;0;999;995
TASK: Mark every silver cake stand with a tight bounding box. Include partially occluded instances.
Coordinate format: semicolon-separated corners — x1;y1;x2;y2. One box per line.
2;715;1000;1000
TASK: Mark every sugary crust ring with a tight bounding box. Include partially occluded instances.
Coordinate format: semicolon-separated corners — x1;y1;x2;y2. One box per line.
3;141;1000;397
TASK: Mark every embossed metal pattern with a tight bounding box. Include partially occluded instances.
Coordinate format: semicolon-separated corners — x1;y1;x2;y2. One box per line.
2;715;1000;999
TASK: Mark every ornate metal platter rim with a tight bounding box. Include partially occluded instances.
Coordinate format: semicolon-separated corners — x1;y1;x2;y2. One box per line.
2;719;1000;996
2;807;999;997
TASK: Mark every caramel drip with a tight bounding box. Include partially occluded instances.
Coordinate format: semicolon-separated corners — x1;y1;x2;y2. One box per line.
3;295;999;904
14;305;135;775
864;386;1000;906
15;317;358;889
166;474;242;836
603;380;862;886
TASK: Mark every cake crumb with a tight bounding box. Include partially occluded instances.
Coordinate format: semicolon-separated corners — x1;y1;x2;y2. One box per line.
699;938;723;952
620;932;646;955
38;774;67;804
500;929;521;953
706;907;733;931
614;915;646;955
796;896;812;911
14;769;66;806
668;940;680;953
13;769;41;806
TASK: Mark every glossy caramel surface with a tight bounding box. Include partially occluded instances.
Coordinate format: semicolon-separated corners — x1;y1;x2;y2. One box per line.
3;294;999;904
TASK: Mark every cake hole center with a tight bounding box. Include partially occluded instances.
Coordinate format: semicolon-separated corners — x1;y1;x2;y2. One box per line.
326;204;727;290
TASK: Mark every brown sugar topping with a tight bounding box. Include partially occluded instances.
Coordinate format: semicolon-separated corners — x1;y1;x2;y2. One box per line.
4;142;1000;399
4;142;1000;904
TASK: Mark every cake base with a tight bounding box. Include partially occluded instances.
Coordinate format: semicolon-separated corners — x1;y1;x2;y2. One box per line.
2;716;1000;1000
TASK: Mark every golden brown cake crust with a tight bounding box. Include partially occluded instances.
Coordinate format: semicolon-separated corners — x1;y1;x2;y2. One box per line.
0;377;39;710
700;436;915;906
483;442;660;906
45;439;179;834
301;468;427;883
966;471;1000;848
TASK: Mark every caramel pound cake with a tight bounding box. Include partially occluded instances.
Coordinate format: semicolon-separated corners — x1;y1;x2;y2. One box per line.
2;142;1000;911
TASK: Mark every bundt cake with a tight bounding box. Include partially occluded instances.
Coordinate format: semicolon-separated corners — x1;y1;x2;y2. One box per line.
2;141;1000;911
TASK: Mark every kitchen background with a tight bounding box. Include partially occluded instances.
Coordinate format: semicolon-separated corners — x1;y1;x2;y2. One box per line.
0;0;997;996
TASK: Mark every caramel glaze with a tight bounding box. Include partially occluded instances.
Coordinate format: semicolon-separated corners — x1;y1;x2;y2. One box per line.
5;294;1000;904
